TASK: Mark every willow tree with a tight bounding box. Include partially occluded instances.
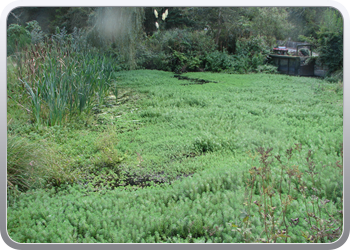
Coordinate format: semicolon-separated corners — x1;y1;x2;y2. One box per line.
87;7;145;70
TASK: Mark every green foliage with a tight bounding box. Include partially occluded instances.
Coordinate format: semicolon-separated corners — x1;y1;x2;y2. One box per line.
318;8;343;35
300;30;343;77
7;133;76;206
233;146;343;243
256;65;279;74
7;134;40;192
94;127;120;161
299;8;343;77
8;26;119;127
25;20;46;44
87;7;145;70
317;32;343;75
7;168;243;243
137;29;216;72
8;7;341;75
324;70;343;84
7;24;31;55
52;7;93;33
251;7;292;43
7;142;342;243
214;36;272;74
9;70;342;243
287;7;324;40
204;50;234;72
235;36;270;59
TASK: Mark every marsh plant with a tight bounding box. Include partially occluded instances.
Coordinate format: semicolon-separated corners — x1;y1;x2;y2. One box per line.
231;145;343;243
8;27;118;127
7;69;343;243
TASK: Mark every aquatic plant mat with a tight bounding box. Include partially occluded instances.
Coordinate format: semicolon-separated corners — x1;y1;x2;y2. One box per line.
7;70;343;243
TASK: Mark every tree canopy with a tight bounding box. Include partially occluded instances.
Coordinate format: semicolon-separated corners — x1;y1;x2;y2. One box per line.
7;7;343;75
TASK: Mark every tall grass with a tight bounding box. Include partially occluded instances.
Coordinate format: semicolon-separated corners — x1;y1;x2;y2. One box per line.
7;132;77;206
8;38;118;126
7;134;37;192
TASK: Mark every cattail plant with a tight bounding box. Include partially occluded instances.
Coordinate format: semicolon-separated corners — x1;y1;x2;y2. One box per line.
10;27;118;127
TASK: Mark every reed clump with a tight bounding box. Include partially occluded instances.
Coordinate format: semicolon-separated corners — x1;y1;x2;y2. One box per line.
8;29;118;127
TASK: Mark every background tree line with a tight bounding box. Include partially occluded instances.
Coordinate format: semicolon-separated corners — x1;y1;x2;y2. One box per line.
7;7;343;78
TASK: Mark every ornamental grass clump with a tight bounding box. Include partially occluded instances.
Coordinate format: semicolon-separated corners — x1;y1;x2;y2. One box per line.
7;133;76;206
154;8;168;30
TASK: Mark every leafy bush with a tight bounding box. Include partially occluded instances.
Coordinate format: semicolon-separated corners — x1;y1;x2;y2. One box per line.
137;29;273;74
204;50;234;72
324;70;343;84
256;64;279;74
233;36;271;73
137;29;216;72
7;24;31;55
317;32;343;75
25;20;46;44
237;35;270;53
299;8;343;77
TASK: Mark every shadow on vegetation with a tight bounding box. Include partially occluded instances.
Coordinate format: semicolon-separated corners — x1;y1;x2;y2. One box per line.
174;74;218;85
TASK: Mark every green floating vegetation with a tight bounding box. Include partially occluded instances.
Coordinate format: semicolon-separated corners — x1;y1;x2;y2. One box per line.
7;70;343;243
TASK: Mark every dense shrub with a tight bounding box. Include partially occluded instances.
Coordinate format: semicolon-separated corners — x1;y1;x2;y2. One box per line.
25;20;46;44
137;29;216;72
136;30;275;74
299;31;343;79
7;24;31;55
203;50;234;72
233;36;271;73
136;30;274;74
317;32;343;75
324;70;343;84
317;8;343;76
136;43;173;71
299;8;343;78
256;64;279;74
